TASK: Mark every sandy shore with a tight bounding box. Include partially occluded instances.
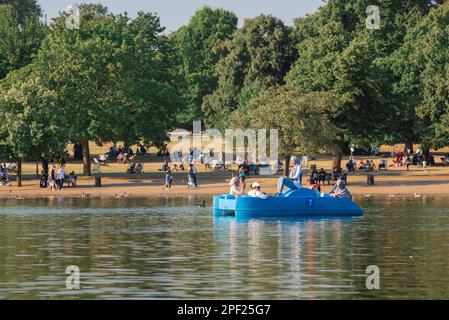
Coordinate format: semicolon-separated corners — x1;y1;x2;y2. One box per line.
2;170;449;199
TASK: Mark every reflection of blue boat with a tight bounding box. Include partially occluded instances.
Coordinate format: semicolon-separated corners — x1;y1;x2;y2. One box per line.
213;188;363;219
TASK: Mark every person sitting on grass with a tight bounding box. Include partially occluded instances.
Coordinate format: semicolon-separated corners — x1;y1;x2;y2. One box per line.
127;163;136;174
332;167;341;182
68;171;77;188
248;182;268;199
330;179;352;199
135;162;143;174
318;168;327;185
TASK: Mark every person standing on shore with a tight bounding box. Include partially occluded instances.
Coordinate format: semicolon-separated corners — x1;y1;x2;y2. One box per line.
163;167;173;191
49;165;57;191
188;163;198;187
57;165;65;190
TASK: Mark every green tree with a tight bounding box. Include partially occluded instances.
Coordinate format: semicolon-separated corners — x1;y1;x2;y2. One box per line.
388;2;449;149
202;14;296;129
174;6;238;125
33;7;180;175
0;1;46;79
0;0;41;24
286;0;441;167
0;65;68;186
230;87;340;175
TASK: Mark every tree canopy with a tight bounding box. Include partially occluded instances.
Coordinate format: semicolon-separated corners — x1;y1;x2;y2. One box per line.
0;1;46;79
174;6;238;125
202;14;296;129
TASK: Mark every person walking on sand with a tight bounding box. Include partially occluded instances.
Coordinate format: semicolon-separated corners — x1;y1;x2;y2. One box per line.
57;165;65;190
188;163;198;188
49;165;57;191
163;167;173;191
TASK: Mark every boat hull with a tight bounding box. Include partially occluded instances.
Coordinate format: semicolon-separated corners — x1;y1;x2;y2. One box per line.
213;189;363;218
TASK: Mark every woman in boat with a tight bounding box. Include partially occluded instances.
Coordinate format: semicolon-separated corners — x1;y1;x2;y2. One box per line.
229;176;243;197
330;179;352;199
277;158;303;193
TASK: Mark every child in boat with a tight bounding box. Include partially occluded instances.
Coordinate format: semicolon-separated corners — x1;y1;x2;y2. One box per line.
331;179;352;199
248;182;268;199
305;179;321;192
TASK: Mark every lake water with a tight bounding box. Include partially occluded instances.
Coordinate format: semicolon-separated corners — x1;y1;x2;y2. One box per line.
0;196;449;299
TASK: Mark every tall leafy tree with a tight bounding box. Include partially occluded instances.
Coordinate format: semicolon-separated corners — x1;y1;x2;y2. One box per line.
174;6;237;125
230;87;340;175
0;65;68;186
202;14;296;129
33;7;180;175
388;2;449;149
286;0;441;167
0;0;46;79
0;0;41;24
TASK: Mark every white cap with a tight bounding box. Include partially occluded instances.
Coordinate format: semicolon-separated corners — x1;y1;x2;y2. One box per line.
251;182;261;188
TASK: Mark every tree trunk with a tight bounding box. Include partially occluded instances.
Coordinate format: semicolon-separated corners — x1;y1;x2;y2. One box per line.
405;140;414;154
332;141;345;170
283;155;291;177
17;158;22;188
74;143;83;160
82;140;92;176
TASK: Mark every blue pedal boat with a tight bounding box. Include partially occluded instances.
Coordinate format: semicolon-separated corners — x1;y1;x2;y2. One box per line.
213;188;363;219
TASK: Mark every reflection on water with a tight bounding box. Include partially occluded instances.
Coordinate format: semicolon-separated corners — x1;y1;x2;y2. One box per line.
1;196;449;299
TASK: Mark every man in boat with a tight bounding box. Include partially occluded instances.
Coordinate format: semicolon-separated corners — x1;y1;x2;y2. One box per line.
248;182;268;199
330;179;352;199
277;157;303;192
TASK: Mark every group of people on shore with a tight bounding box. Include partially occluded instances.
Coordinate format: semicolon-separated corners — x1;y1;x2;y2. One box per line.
163;162;198;191
109;144;148;164
39;159;77;191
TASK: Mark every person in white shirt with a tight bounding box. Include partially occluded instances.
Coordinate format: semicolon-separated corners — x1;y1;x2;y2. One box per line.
57;165;65;190
247;182;268;199
229;176;242;197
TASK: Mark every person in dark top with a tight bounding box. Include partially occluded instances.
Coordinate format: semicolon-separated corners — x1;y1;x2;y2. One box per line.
49;165;57;191
318;168;327;185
